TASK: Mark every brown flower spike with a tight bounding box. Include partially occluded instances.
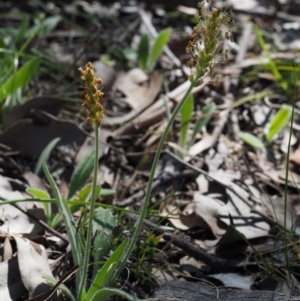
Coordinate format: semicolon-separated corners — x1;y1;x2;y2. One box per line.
186;0;234;86
78;62;104;127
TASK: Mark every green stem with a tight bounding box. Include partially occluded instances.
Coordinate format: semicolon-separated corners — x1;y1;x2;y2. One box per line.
79;126;99;299
109;80;196;283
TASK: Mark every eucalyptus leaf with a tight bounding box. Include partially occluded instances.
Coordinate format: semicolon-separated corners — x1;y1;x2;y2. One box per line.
239;132;265;148
266;105;292;142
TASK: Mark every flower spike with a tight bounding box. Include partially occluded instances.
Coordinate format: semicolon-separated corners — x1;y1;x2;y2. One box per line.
187;1;234;86
78;62;105;127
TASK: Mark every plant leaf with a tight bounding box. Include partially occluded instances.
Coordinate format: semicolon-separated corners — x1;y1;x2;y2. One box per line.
26;187;50;199
15;15;29;43
239;132;265;148
92;207;117;280
189;102;216;148
100;188;116;196
68;150;95;199
90;287;142;301
255;26;287;91
0;57;39;103
147;27;171;71
180;93;193;151
266;105;292;142
35;137;61;175
137;34;149;70
43;163;83;288
86;237;129;300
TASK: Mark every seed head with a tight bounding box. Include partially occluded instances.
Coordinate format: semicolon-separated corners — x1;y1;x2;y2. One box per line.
187;1;234;86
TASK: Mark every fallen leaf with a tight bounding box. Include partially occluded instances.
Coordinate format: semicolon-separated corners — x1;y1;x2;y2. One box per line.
0;112;85;157
103;68;163;125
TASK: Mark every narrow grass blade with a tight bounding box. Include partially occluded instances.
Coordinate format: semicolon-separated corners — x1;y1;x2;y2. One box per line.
266;105;292;142
15;15;29;43
68;150;95;199
86;237;129;300
90;287;142;301
137;34;149;70
148;28;171;71
180;93;193;150
0;57;39;102
239;132;265;148
44;275;76;301
35;137;61;175
43;163;83;287
189;102;216;148
255;26;287;91
100;188;116;196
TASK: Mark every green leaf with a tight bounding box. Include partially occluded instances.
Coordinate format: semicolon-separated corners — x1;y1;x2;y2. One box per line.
35;137;61;175
15;15;29;44
180;93;193;150
0;57;39;103
90;287;142;301
68;150;95;199
27;187;52;223
86;237;129;300
44;275;76;301
255;26;287;91
189;102;216;148
122;48;137;61
43;163;83;288
148;27;172;71
239;132;265;148
266;105;292;142
92;207;117;281
137;34;149;70
26;187;50;199
100;188;116;196
40;15;61;35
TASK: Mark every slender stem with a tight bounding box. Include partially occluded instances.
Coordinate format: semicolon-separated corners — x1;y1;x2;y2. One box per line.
109;81;196;283
79;126;99;299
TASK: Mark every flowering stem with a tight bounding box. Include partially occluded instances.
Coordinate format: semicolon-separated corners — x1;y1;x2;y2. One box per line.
78;125;99;299
109;1;233;282
109;81;196;283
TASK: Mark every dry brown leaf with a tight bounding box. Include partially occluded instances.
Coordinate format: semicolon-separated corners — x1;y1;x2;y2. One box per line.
0;257;27;300
179;256;209;277
193;192;227;237
0;175;45;234
3;97;64;129
0;112;85;157
14;236;57;300
159;202;201;231
103;68;163;125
